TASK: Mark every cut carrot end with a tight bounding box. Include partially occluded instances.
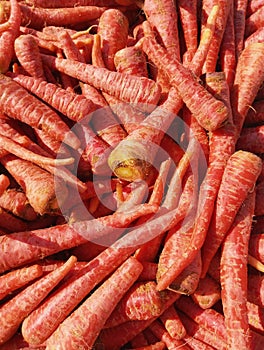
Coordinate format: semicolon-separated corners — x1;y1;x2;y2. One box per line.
248;255;264;273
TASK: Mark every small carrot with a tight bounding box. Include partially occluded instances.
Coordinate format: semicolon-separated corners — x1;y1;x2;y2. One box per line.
41;53;161;111
14;34;46;79
45;257;143;350
0;0;21;73
0;255;76;345
0;174;9;196
0;264;43;301
0;74;80;150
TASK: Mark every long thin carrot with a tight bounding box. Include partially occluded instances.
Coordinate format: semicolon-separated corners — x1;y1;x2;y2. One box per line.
0;256;76;345
0;74;80;150
0;0;20;73
234;0;248;58
45;257;143;350
28;0;119;7
41;53;161;111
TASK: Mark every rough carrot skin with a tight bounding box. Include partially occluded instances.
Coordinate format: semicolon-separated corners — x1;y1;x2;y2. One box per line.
159;304;187;340
220;191;256;349
114;46;148;77
245;5;264;37
191;274;221;309
0;264;43;301
245;26;264;47
0;174;9;196
11;74;97;122
14;34;46;79
249;234;264;264
0;256;76;345
28;0;119;7
0;74;80;150
41;54;161;111
97;8;129;71
142;36;230;131
0;0;21;73
45;257;143;350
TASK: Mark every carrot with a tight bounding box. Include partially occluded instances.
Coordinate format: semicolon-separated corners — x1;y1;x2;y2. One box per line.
44;257;143;350
130;333;149;349
11;73;97;122
28;0;120;7
247;274;264;307
231;42;264;138
0;206;28;233
104;281;164;328
234;0;248;58
245;26;264;47
114;46;148;77
0;264;43;301
0;174;9;196
220;190;256;349
244;100;264;126
236;125;264;154
0;255;76;345
0;0;21;73
141;34;230;132
159;304;187;340
247;0;264;15
0;188;37;221
41;54;161;111
191;274;221;309
0;155;69;215
14;34;46;80
245;4;264;37
130;341;166;350
0;74;80;150
97;8;129;71
247;301;264;335
249;234;264;264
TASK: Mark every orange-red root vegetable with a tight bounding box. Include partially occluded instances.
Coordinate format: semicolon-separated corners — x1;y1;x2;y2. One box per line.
236;125;264;154
191;274;221;309
244;100;264;126
245;26;264;47
131;341;166;350
0;256;76;345
0;0;21;73
0;188;37;221
0;264;43;301
0;174;9;196
254;181;264;216
97;8;129;71
0;74;80;149
0;155;69;215
245;5;264;37
137;261;158;281
159;304;187;340
231;42;264;139
0;207;28;232
41;53;161;110
14;34;45;79
247;274;264;307
249;233;264;264
45;257;143;350
247;301;264;335
220;190;256;349
234;0;248;58
114;46;148;77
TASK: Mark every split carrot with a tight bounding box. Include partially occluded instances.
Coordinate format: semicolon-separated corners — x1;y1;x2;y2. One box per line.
0;256;76;345
245;5;264;37
0;0;21;73
0;188;37;221
45;257;143;350
41;53;161;110
0;264;43;301
220;190;256;349
0;74;80;150
14;34;46;79
0;174;9;196
231;42;264;139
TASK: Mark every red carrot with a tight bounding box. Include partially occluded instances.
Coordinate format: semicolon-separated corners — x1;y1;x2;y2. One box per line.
45;257;143;350
234;0;248;58
236;125;264;154
14;34;46;79
41;53;161;111
114;46;148;77
220;190;256;349
0;207;28;233
247;301;264;335
0;264;43;301
247;273;264;307
0;188;37;221
0;0;21;73
245;26;264;47
0;74;80;149
159;304;187;340
0;256;76;345
11;73;97;122
130;341;166;350
0;174;9;196
245;4;264;37
28;0;119;7
231;42;264;139
249;234;264;264
244;100;264;126
191;274;221;309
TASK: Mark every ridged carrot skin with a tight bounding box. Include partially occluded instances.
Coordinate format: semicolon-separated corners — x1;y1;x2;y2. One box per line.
0;74;80;150
28;0;119;7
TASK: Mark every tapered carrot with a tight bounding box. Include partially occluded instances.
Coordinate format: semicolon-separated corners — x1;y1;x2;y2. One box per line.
45;257;143;350
220;190;256;349
0;174;9;196
0;264;43;301
0;188;37;221
231;42;264;139
14;34;46;79
0;0;21;73
245;5;264;37
0;255;76;345
0;74;80;150
41;54;161;111
11;73;97;122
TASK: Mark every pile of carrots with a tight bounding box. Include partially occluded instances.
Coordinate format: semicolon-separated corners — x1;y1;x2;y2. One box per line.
0;0;264;349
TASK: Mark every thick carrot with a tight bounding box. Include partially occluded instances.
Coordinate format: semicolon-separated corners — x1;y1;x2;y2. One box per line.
0;74;80;150
191;274;221;309
0;264;43;301
14;34;45;79
0;256;76;345
245;26;264;47
11;73;97;122
159;304;187;340
0;0;21;73
0;154;69;215
41;54;161;111
0;188;37;221
220;190;256;349
231;42;264;139
245;5;264;37
45;257;143;350
114;46;148;77
0;174;9;196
